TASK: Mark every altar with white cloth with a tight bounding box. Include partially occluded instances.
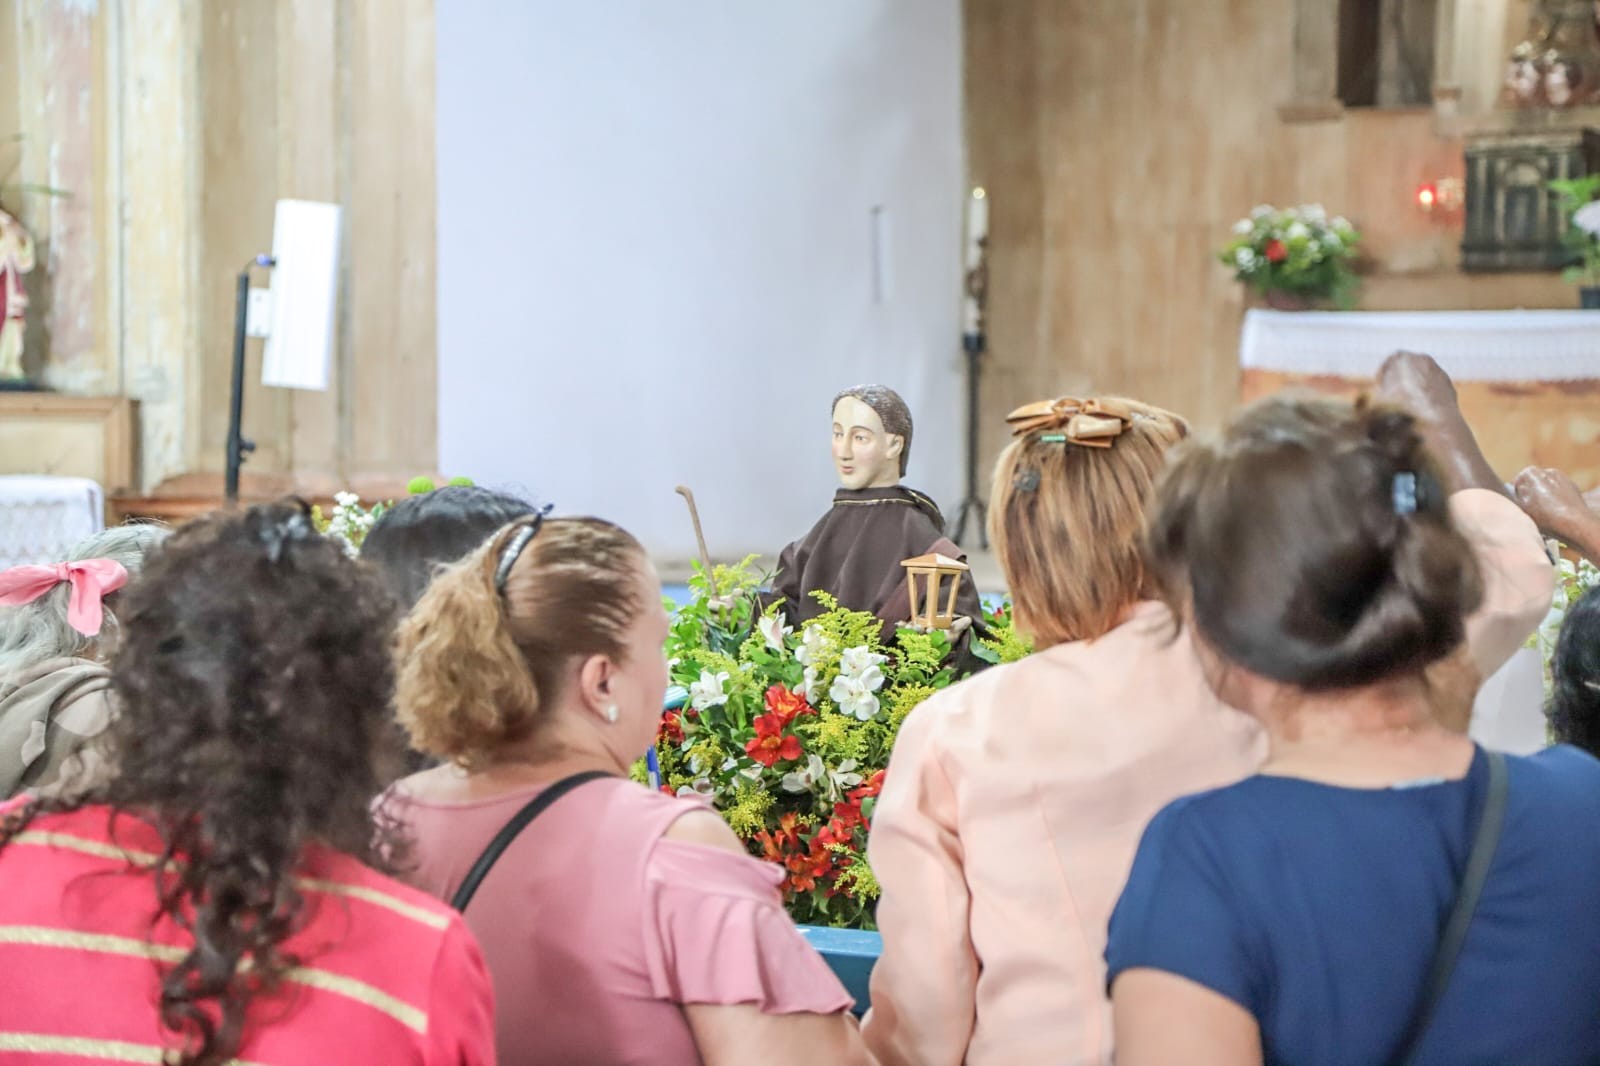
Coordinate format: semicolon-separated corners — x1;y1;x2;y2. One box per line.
0;476;105;569
1239;309;1600;488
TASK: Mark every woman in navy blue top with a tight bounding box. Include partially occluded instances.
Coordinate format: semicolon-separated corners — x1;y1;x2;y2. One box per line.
1106;394;1600;1065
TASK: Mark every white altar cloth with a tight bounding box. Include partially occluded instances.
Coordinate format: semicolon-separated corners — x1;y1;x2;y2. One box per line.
1241;309;1600;382
0;476;105;569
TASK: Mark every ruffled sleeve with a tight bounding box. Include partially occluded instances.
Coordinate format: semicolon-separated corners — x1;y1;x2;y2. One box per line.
641;838;855;1016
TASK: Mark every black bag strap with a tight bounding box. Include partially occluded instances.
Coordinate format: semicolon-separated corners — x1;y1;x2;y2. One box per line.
1390;749;1509;1066
449;770;612;913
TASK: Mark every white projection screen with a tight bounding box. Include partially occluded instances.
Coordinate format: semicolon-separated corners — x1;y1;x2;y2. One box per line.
262;199;341;392
435;3;964;561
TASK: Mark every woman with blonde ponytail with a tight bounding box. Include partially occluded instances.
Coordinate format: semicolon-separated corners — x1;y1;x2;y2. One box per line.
390;513;866;1066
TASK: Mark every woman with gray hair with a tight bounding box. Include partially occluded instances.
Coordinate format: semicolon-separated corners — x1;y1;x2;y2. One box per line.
0;523;166;796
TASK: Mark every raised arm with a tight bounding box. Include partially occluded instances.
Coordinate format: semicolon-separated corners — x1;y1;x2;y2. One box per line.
1514;467;1600;566
1374;351;1506;497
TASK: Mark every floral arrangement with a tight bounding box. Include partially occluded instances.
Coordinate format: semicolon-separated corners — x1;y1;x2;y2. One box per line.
1219;204;1360;308
1531;548;1600;693
312;492;386;555
646;557;1027;929
311;476;474;555
1549;176;1600;290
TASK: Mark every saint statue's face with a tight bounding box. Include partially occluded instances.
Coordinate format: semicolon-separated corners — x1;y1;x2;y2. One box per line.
831;396;903;490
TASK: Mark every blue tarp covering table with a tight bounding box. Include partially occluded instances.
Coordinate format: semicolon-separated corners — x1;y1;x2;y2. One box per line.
797;926;880;1015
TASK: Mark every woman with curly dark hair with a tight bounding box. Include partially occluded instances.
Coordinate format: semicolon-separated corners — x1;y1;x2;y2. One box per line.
0;502;495;1065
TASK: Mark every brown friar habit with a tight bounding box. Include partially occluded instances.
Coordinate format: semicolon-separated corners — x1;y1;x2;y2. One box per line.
771;486;985;631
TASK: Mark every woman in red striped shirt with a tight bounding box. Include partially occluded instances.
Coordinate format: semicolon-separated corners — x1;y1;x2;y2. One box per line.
0;501;496;1066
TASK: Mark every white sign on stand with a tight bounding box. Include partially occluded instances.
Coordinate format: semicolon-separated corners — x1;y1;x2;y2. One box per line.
261;199;341;391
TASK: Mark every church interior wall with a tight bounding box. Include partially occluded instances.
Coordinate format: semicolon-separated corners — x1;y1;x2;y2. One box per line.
965;0;1581;487
434;1;966;562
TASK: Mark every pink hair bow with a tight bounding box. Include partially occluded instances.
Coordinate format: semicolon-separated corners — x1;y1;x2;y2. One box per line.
0;558;129;636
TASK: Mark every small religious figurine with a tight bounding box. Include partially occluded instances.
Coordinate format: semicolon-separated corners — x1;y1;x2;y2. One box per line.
1545;55;1578;106
0;204;35;383
768;384;986;644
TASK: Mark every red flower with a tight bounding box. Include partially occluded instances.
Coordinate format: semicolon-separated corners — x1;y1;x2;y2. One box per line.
852;769;886;800
745;712;803;767
658;708;685;745
787;836;837;894
763;685;814;725
1264;239;1288;263
755;812;804;864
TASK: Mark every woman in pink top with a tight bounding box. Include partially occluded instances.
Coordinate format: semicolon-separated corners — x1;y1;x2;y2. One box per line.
389;513;865;1066
863;373;1555;1065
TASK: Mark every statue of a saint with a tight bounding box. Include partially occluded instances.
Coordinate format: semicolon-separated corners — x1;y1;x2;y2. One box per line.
0;205;35;383
769;384;986;642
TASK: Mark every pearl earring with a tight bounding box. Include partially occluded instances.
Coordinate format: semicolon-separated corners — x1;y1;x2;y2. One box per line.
605;704;620;724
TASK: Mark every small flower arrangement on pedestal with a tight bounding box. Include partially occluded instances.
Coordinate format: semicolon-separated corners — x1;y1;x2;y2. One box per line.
649;558;1027;929
1219;204;1360;310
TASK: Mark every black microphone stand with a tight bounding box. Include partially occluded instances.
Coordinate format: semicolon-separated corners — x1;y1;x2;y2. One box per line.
225;254;275;504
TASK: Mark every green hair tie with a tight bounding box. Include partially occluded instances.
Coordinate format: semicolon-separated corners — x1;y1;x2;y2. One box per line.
1037;433;1067;443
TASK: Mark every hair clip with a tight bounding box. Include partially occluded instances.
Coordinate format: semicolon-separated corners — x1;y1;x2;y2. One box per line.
260;508;313;563
1036;434;1067;444
1013;468;1042;493
495;504;554;595
1392;472;1419;516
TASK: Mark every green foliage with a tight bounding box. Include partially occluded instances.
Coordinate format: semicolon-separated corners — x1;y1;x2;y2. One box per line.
1529;549;1600;698
1549;176;1600;288
655;555;1030;928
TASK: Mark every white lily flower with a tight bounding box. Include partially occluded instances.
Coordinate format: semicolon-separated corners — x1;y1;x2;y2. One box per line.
830;675;881;721
688;669;730;712
757;614;793;653
1574;201;1600;236
1232;218;1253;235
830;758;864;791
795;624;831;666
1301;204;1327;223
1332;216;1352;232
1235;248;1257;269
838;645;887;681
781;754;827;793
1286;221;1309;240
795;665;821;700
1250;204;1274;219
677;779;715;800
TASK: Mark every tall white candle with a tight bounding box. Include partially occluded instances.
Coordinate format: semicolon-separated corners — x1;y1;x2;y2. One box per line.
963;187;987;335
965;187;988;270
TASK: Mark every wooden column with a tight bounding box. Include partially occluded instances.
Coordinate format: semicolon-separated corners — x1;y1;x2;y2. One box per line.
119;0;204;491
1281;0;1346;122
10;0;111;392
277;0;345;489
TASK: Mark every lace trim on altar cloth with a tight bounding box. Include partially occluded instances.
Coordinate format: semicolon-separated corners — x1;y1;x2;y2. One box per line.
1240;309;1600;382
0;477;105;569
